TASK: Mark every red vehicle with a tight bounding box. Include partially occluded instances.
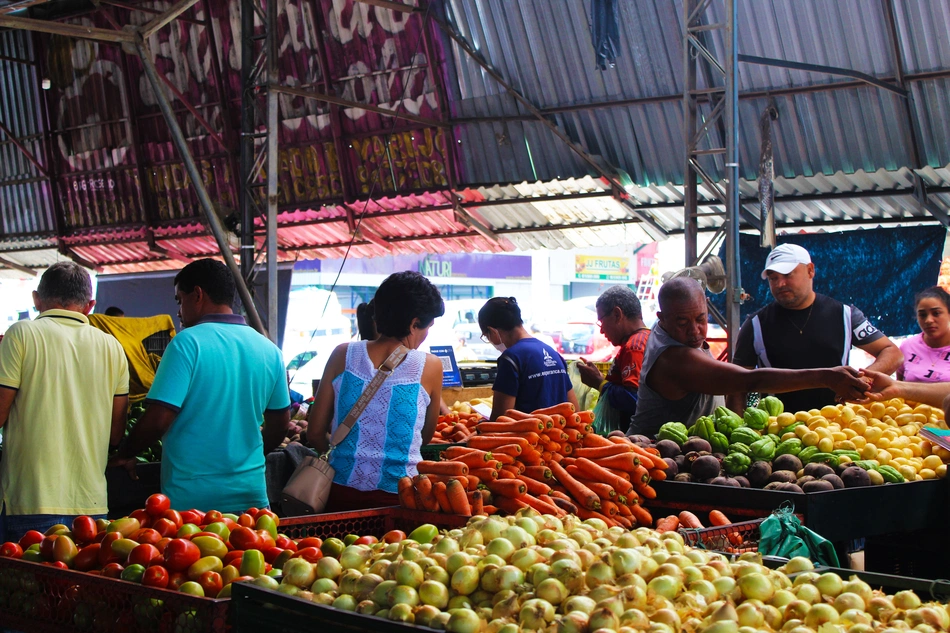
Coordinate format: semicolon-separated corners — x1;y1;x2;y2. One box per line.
556;320;616;359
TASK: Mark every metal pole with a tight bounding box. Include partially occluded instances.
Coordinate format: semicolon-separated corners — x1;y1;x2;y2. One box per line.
723;0;742;359
683;0;698;266
239;0;256;283
134;36;267;335
265;0;278;344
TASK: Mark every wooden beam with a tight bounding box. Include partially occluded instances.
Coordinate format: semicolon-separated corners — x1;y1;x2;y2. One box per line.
141;0;200;39
352;0;419;14
271;85;449;129
0;14;134;44
0;254;38;276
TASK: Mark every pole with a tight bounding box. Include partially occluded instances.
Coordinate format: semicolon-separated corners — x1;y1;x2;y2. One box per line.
723;0;742;358
134;36;267;335
265;0;278;344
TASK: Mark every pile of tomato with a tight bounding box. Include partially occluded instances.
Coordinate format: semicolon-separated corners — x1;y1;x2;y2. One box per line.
0;494;406;599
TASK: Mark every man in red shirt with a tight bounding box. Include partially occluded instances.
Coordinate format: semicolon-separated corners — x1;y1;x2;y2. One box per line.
576;286;650;433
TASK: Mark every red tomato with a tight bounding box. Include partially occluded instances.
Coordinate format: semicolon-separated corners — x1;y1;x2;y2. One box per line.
236;514;255;528
296;537;323;550
255;530;276;550
18;530;45;550
95;518;110;533
228;526;261;551
142;565;170;589
245;508;260;520
168;571;189;590
0;542;23;558
275;535;297;552
354;535;378;546
256;509;278;522
131;528;162;546
223;550;244;567
179;510;204;526
163;538;201;573
190;532;223;542
101;562;125;578
261;546;285;564
162;510;183;529
128;543;161;568
39;535;58;560
382;530;406;543
203;510;223;525
71;516;98;544
144;494;171;518
72;544;100;571
292;547;323;563
155;538;172;554
98;533;122;566
44;560;69;569
221;518;238;530
92;531;107;544
197;571;223;596
151;518;179;539
128;509;151;528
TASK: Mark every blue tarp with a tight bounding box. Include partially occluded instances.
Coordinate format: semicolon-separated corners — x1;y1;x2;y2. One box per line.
714;226;945;338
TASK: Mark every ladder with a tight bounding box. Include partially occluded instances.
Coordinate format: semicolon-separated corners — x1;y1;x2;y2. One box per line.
636;262;660;311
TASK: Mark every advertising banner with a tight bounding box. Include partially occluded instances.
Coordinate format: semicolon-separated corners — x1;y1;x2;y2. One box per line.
575;255;630;281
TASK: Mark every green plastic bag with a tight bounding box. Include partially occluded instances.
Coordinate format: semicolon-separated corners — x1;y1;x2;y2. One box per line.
758;504;839;567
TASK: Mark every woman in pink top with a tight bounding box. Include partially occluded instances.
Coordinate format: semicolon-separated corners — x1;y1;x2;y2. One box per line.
899;286;950;383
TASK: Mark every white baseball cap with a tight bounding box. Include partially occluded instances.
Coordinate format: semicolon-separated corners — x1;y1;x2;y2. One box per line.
761;244;812;279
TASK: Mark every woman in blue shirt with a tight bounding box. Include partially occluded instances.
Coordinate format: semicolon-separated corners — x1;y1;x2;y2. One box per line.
479;297;579;420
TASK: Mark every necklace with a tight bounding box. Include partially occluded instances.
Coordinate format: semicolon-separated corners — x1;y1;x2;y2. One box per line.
786;305;813;335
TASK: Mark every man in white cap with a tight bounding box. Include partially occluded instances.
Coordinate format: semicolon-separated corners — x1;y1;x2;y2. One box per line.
730;243;902;413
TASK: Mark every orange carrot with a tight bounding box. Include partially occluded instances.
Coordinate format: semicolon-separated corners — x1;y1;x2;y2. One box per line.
548;489;571;501
629;465;651;485
574;458;635;495
629;503;653;527
634;482;657;500
616;502;633;518
567;471;616;500
575;507;617;527
532;414;555;429
483;460;503;471
446;479;472;515
490;444;523;456
572;444;632;459
504;409;533;420
542;429;569;442
581;433;614;448
470;468;499;481
496;469;517;480
482;504;498;515
421;474;469;488
531;402;575;417
546;441;562;454
443;447;492;461
517;475;551;496
564;428;584;443
447;452;494;469
487;479;527;499
414;474;440;512
549;461;600;510
432;481;453;513
467;436;532;452
470;490;484;515
600;499;619;516
492;453;516;465
649;468;667;481
708;510;733;526
678;511;704;529
629;445;658;469
398;477;417;509
605;467;631;481
521;494;563;516
561;443;573;455
417;461;468;476
595;453;643;471
493;496;528;514
466;475;480;491
519;449;543;466
522;466;553;481
477;419;544;434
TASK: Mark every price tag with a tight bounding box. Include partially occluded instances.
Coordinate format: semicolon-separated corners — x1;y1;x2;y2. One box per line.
472;403;492;420
429;345;462;387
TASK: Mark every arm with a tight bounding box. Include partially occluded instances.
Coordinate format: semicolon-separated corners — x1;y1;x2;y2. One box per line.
420;354;443;445
859;337;904;375
305;344;347;454
0;386;14;429
109;401;179;478
262;408;291;454
489;391;517;421
110;395;129;447
650;346;869;402
859;370;950;408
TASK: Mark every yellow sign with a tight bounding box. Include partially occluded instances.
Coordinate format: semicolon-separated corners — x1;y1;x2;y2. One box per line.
575;255;631;281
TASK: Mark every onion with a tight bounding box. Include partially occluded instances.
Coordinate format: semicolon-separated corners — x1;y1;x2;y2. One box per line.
707;559;733;577
490;592;520;620
783;556;814;574
700;621;739;633
622;583;647;610
448;595;474;610
569;529;593;547
911;624;937;633
597;596;625;617
583;542;603;557
389;584;418;607
536;529;561;545
615;532;640;549
654;563;685;582
417;579;449;609
550;558;585;592
392;560;424;588
450;565;480;595
647;575;682;601
587;606;620;631
700;565;722;582
316;557;343;580
653;607;682;630
738;572;774;602
310;577;337;594
551;549;582;566
486;538;516;561
388;603;414;623
736;602;764;628
582;517;609;533
661;538;684;555
587;584;622;603
651;550;671;565
761;604;783;629
815;572;844;598
845;625;875;633
782;599;811;623
585;561;616;589
868;596;895;619
842;577;873;606
575;548;596;570
311;592;335;606
688;579;718;604
528;562;551;586
459;528;483;549
712;576;736;597
354;573;383;601
563;594;597;615
446;607;482;633
556;611;589;633
331;594;357;611
514;517;539;538
620;608;650;629
794;583;821;604
838;608;872;625
792;571;819;587
709;601;738;622
683;566;704;585
502;525;534;549
909;606;950;630
470;589;493;609
616;572;646;590
519;598;556;629
537;577;569;604
368;559;391;577
414;604;441;628
446;552;474;576
611;549;642;576
276;583;300;597
638;556;660;580
833;592;866;613
338;569;363;595
425;565;450;585
804;602;840;628
667;554;693;569
770;589;796;608
296;590;313;602
892;590;922;610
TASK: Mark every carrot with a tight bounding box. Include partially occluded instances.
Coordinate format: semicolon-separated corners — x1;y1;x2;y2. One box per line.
575;507;617;527
605;467;631;481
600;499;619;516
649;468;667;482
550;415;567;429
519;449;543;466
576;410;594;424
477;419;544;434
422;474;469;488
449;452;495;468
581;433;614;448
634;482;657;500
417;461;469;477
521;494;563;516
549;452;564;463
540;451;553;463
629;465;651;485
629;503;653;527
500;465;522;479
545;441;562;454
446;479;472;515
548;489;571;501
496;469;517;480
517;475;552;496
482;505;498;515
550;496;578;515
492;453;516;465
561;443;573;456
493;496;528;514
432;481;453;513
616;502;632;518
572;444;632;459
443;447;491;461
564;428;584;443
629;445;658;469
532;414;555;429
522;466;553;481
467;436;532;452
397;477;417;509
542;430;569;442
504;409;533;420
487;479;527;499
708;510;733;526
574;458;635;495
678;511;704;529
519;432;541;447
470;468;499;481
466;475;480;491
531;402;575;417
469;490;484;515
483;460;503;471
490;444;523;456
566;470;616;500
595;453;642;471
414;474;440;512
549;461;600;510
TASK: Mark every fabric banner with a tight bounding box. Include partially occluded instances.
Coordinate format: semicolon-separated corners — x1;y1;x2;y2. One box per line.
713;226;945;338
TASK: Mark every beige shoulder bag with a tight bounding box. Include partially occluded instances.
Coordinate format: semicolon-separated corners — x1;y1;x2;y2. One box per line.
280;345;409;516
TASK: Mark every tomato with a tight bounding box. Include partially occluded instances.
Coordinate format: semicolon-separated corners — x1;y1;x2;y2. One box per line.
256;508;278;522
221;564;240;586
128;544;161;568
237;513;255;528
223;550;244;567
110;538;139;561
130;528;162;546
162;510;183;529
120;563;146;583
98;533;122;566
228;526;261;551
71;516;97;544
0;542;23;558
255;530;276;550
203;510;223;525
197;571;223;596
72;544;100;572
272;549;293;570
260;546;284;564
191;536;228;559
106;517;141;538
245;508;260;520
296;537;323;550
19;530;45;550
382;530;406;543
178;581;204;597
101;562;125;578
187;555;223;581
255;514;278;540
275;535;296;552
163;538;201;573
176;524;201;538
239;549;265;578
168;571;188;590
142;565;169;589
151;518;178;539
179;509;204;526
128;509;151;528
39;535;58;560
203;522;230;540
52;535;79;567
155;537;172;554
95;518;110;533
44;523;69;536
144;494;171;518
292;547;322;563
220;518;238;531
354;535;378;546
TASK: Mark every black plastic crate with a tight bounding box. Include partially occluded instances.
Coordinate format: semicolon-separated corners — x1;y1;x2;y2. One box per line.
864;529;950;580
106;462;162;519
420;442;466;462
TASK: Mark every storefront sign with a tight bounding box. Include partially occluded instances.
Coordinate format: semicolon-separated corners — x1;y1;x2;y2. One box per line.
297;253;532;281
575;255;630;281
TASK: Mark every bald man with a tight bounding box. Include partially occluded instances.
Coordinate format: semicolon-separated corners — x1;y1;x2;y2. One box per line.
628;278;870;438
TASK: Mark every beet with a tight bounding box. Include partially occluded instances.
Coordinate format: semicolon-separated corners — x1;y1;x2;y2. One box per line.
802;480;835;493
681;438;712;454
656;440;682;459
768;471;797;484
802;463;835;479
772;454;803;473
764;482;804;493
796;475;816;487
746;461;772;488
674;473;692;482
733;476;750;488
709;476;740;487
821;473;845;490
840;467;871;488
662;458;678;477
691;455;722;482
674;455;687;473
628;435;652;446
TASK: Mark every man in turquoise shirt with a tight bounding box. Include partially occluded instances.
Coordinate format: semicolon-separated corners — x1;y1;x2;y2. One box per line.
111;259;290;512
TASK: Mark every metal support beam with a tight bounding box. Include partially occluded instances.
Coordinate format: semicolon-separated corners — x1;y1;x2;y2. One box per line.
0;117;48;177
135;35;266;335
270;85;450;129
264;0;279;344
141;0;200;40
737;54;906;97
239;0;260;285
431;14;669;240
0;14;134;43
0;254;37;276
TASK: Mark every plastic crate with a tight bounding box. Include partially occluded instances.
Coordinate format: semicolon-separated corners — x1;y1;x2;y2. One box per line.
420;442;466;462
0;557;229;633
278;506;468;540
231;582;438;633
679;518;764;554
797;567;950;601
864;529;950;580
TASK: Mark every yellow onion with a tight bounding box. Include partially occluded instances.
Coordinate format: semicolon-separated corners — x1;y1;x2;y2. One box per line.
907;606;950;630
311;592;335;606
519;598;556;629
620;607;650;629
783;557;814;574
815;572;844;598
838;608;872;625
761;604;783;629
868;596;895;619
834;592;866;613
737;572;774;602
804;602;840;627
562;595;597;615
587;584;622;604
387;602;413;623
792;571;819;587
647;575;683;601
616;532;640;549
445;607;482;633
770;589;796;608
782;600;811;623
587;606;620;631
709;601;738;622
795;583;821;604
893;590;922;611
556;611;589;633
414;604;442;628
736;602;765;628
846;625;875;633
842;577;873;605
490;592;520;620
536;578;569;605
424;565;449;585
575;548;596;570
652;607;682;630
688;579;718;604
701;621;739;633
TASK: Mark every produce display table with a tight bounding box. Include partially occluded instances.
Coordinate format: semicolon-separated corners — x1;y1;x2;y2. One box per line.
442;385;493;404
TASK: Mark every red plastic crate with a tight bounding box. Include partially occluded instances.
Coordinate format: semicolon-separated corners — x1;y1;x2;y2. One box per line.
279;506;469;540
678;518;765;554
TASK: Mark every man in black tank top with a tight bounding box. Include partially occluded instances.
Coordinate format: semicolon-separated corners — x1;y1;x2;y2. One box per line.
731;244;903;413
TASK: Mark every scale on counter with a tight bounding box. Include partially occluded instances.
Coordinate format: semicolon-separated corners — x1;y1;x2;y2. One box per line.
459;363;497;386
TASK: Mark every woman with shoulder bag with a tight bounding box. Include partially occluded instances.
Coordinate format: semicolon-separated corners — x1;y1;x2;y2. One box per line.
305;271;444;512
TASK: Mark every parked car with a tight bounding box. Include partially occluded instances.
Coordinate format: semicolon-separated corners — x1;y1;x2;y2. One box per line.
556;320;615;359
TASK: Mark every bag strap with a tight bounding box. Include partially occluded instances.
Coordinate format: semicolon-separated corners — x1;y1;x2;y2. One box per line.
326;344;409;452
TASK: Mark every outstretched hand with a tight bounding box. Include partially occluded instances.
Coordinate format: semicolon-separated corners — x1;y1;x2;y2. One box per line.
852;369;898;404
828;366;871;404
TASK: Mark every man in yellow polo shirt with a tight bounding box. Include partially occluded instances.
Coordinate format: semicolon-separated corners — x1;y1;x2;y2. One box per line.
0;262;129;542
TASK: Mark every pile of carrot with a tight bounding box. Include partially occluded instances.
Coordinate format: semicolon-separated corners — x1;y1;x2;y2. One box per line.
429;410;481;444
654;510;747;550
397;402;668;528
397;460;489;515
